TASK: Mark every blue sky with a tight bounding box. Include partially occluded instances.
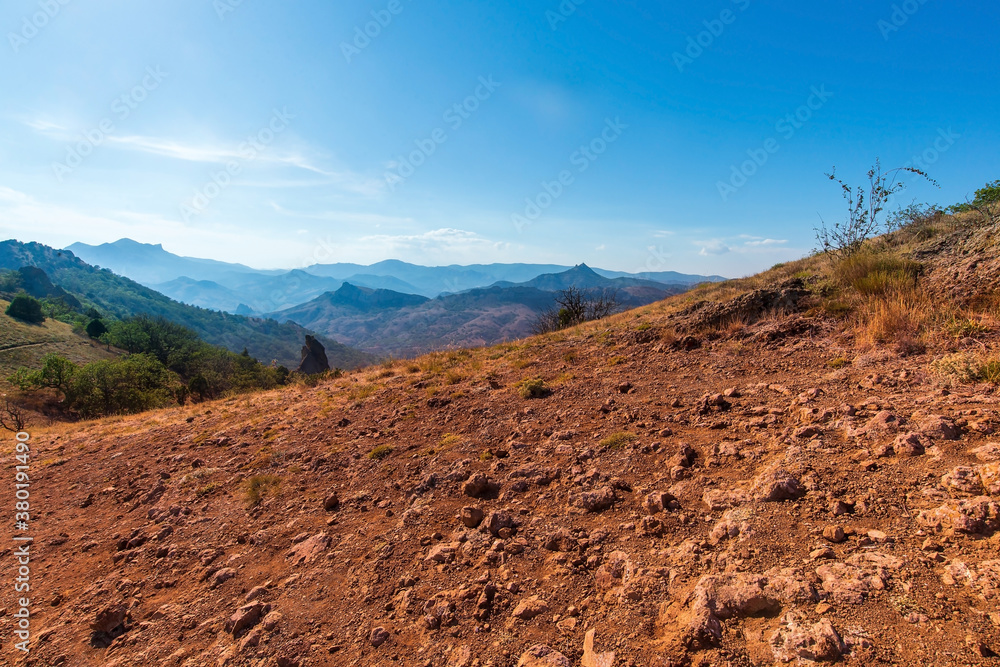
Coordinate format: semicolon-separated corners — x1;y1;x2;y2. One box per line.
1;0;997;277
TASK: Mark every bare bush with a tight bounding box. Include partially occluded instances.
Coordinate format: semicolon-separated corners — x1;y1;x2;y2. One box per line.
532;287;621;334
815;159;937;259
0;397;29;432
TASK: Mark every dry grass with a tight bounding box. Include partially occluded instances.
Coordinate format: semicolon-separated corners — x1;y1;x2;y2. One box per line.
243;474;280;507
854;291;932;350
835;251;922;296
600;431;638;450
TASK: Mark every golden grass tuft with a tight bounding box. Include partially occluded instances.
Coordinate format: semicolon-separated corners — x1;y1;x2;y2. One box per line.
243;474;280;507
600;431;638;450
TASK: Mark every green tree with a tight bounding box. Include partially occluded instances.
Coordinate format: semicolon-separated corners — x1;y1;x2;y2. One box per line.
949;180;1000;226
102;320;151;354
188;374;210;402
86;318;108;339
8;354;78;402
70;354;175;418
5;294;44;324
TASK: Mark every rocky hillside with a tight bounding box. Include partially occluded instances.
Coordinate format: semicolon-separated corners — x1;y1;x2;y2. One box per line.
2;214;1000;666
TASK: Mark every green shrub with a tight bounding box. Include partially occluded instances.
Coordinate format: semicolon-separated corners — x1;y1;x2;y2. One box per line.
931;353;983;384
5;294;44;323
943;316;989;338
368;444;393;460
981;359;1000;384
600;431;638;449
85;318;108;339
515;378;549;399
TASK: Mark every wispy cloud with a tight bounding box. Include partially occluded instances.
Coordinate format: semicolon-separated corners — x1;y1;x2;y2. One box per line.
355;228;512;263
106;135;245;163
695;235;789;256
22;118;67;133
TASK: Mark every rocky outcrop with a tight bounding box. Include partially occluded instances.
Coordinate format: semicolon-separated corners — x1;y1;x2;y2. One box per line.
296;335;330;374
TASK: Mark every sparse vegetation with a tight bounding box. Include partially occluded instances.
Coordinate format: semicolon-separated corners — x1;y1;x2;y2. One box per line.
0;397;29;432
948;179;1000;227
600;431;638;450
932;353;986;384
815;159;937;258
532;287;621;334
368;444;393;460
835;251;922;297
515;378;550;399
243;474;281;507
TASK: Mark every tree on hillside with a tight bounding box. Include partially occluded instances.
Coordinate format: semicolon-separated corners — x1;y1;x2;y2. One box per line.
69;354;175;418
100;320;151;354
5;294;44;324
948;179;1000;227
86;318;108;339
815;159;937;259
9;353;79;402
532;287;621;334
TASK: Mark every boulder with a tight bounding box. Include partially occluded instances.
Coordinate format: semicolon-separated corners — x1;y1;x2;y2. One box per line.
296;335;330;375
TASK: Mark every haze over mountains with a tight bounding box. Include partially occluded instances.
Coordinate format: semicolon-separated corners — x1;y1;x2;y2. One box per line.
270;265;691;355
59;239;725;356
67;239;724;316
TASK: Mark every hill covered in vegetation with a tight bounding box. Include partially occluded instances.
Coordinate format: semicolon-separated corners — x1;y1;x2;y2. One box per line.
0;240;372;370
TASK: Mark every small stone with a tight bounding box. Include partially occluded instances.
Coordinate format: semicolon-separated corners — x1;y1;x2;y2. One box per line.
90;603;127;634
516;645;570;667
323;493;340;511
822;526;846;544
262;611;282;631
459;506;485;528
369;626;390;648
463;473;500;498
211;568;237;588
512;596;550;621
921;538;943;552
830;500;853;516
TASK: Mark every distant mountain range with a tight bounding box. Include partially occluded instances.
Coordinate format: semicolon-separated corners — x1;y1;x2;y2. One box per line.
269;265;691;356
67;239;725;314
0;241;372;369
